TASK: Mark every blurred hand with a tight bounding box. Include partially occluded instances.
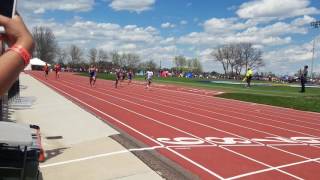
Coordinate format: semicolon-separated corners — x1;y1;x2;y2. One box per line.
0;14;34;53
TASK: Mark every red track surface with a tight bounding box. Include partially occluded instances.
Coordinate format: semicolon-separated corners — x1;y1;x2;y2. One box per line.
29;72;320;180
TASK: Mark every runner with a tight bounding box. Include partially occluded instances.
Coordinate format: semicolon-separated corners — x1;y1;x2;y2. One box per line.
127;70;133;85
54;63;61;79
115;69;121;88
121;69;126;82
145;70;154;89
93;67;98;86
43;63;49;80
89;65;96;87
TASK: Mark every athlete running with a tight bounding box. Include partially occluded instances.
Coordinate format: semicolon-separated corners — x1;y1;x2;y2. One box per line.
145;70;154;89
115;69;121;88
43;63;49;80
127;70;133;85
54;63;61;79
89;65;97;87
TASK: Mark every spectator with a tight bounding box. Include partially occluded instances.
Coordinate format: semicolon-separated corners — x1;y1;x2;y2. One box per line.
300;65;308;93
0;14;34;95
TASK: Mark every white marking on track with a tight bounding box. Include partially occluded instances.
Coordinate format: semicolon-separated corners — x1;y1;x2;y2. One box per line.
40;146;163;168
221;146;304;180
32;75;225;180
35;75;315;179
226;157;320;180
48;77;306;179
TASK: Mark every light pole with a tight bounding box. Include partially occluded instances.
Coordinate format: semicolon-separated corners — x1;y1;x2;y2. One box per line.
310;20;320;79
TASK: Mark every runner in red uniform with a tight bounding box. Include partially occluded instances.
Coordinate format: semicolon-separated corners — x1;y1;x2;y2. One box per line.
54;63;61;79
43;63;49;80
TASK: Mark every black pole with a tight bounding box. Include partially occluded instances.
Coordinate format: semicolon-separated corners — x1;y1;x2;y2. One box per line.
310;20;320;79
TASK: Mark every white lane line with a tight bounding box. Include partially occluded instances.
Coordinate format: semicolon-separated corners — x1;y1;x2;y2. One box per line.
144;82;320;124
226;157;320;180
61;79;319;139
220;144;265;147
48;77;304;179
142;85;320;127
40;146;163;169
220;146;304;180
147;93;320;130
166;147;225;180
267;144;310;147
65;78;320;132
33;75;225;180
61;78;320;164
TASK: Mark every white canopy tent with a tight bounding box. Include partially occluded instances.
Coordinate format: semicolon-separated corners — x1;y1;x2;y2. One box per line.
24;58;50;70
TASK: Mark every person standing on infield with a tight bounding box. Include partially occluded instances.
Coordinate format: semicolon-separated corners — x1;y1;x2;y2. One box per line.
300;65;308;93
244;68;253;87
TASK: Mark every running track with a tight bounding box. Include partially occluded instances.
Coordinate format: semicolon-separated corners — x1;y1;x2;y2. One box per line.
29;72;320;180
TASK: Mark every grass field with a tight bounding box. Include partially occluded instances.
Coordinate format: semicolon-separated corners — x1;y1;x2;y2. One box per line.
78;73;320;113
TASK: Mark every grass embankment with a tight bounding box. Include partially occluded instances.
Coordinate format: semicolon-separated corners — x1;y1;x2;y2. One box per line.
77;73;320;113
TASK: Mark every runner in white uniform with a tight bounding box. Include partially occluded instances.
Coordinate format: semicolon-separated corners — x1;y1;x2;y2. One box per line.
146;70;154;89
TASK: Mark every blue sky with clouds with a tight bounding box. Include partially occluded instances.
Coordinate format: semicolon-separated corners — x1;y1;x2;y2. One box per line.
18;0;320;75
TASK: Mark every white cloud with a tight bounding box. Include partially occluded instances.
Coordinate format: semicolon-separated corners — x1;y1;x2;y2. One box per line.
180;20;188;25
291;15;316;26
264;40;319;64
161;22;176;29
203;18;256;34
240;21;309;38
19;0;94;14
19;1;319;74
179;14;316;49
109;0;155;13
261;40;320;74
237;0;319;20
24;17;180;64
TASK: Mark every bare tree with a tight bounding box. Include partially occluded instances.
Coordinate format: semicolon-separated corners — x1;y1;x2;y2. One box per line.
111;51;121;68
69;45;83;67
56;48;68;65
212;46;228;75
88;48;98;65
97;49;108;62
241;43;264;73
126;53;140;71
212;43;264;77
139;60;157;71
32;26;58;64
174;55;187;71
191;58;203;73
96;49;109;71
234;44;245;76
120;53;127;67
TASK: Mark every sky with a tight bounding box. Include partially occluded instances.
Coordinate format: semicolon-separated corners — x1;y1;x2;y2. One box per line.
17;0;320;75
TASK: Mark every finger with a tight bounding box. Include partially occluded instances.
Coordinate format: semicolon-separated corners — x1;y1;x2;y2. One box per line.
0;15;10;26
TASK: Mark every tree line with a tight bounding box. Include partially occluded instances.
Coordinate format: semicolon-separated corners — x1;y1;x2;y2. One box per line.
32;26;159;72
32;26;264;76
173;55;203;74
211;43;264;77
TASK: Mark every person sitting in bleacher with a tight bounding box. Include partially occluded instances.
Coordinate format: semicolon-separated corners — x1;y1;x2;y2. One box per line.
0;13;34;95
